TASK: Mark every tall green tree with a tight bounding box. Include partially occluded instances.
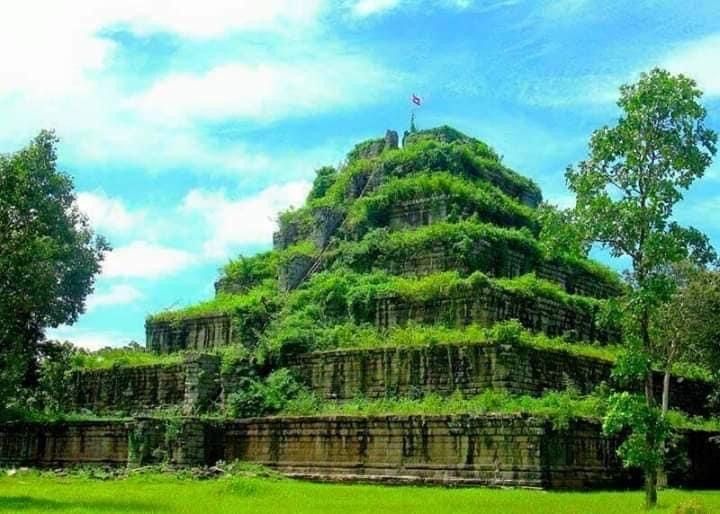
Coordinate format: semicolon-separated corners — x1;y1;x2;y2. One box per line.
565;68;717;508
653;263;720;412
0;131;109;409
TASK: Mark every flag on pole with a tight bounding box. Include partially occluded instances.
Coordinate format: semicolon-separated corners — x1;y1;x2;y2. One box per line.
411;94;422;106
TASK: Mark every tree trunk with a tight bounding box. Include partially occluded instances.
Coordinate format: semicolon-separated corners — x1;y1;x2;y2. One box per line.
645;470;658;509
657;369;672;489
662;370;671;415
642;309;659;508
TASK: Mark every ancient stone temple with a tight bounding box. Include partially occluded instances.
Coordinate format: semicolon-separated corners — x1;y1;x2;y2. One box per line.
2;126;718;489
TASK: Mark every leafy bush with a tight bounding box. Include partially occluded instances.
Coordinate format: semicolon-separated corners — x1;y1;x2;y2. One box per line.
71;343;182;370
307;166;338;201
403;126;495;155
337;220;540;275
255;268;614;363
219;252;279;293
280;389;605;429
346;137;386;162
346;172;538;238
225;369;306;418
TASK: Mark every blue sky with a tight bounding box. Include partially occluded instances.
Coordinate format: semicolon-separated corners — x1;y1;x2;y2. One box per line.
1;1;719;349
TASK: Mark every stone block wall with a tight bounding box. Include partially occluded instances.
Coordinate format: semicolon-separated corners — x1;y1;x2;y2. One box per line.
67;344;712;417
182;355;222;413
273;217;307;251
222;415;558;487
1;416;717;489
69;354;222;415
0;421;128;466
379;240;619;300
279;254;314;292
291;343;712;416
387;196;454;231
146;315;232;354
374;290;617;343
69;363;185;414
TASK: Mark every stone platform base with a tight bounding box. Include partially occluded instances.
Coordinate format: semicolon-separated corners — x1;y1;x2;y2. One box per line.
1;415;718;490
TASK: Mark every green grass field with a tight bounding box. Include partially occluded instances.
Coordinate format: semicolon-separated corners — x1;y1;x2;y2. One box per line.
0;472;718;514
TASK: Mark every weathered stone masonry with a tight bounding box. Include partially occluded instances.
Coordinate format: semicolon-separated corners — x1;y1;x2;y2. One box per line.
67;343;713;417
0;420;129;466
146;315;232;354
2;416;717;489
378;238;620;299
375;292;617;343
68;354;221;415
291;343;713;417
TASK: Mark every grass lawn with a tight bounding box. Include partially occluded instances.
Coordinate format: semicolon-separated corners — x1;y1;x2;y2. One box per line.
0;472;719;514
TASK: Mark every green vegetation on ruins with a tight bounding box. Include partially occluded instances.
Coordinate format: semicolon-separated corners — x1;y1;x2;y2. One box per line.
344;172;539;234
125;125;712;392
9;122;716;500
280;389;720;433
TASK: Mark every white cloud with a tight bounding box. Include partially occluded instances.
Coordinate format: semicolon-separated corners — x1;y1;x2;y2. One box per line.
132;56;396;125
76;191;144;234
662;33;720;97
86;284;142;312
45;327;138;350
352;0;401;17
2;1;324;89
183;181;311;258
0;1;324;97
349;0;476;17
104;0;325;38
103;241;196;278
0;1;396;177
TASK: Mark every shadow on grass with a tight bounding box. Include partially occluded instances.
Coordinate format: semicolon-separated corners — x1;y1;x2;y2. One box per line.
0;495;168;512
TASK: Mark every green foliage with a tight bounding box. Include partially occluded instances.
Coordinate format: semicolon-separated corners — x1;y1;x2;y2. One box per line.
71;344;183;370
567;68;717;295
537;203;590;260
257;266;615;364
276;205;316;242
316;128;539;216
219;252;279;293
378;138;539;202
603;392;671;471
345;172;538;234
225;369;306;418
307;166;338;201
566;69;718;507
149;281;279;323
0;131;109;410
337;219;621;297
403;126;497;154
31;341;77;412
283;389;606;429
653;264;720;379
148;281;283;349
277;241;317;265
346;137;386;162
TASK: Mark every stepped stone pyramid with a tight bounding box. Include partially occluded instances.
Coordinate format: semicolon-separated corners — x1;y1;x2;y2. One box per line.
1;126;718;489
146;126;621;354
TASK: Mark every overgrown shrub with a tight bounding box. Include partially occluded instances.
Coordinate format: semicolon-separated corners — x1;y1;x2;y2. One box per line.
225;369;306;418
345;172;538;235
307;166;338;201
219;252;279;293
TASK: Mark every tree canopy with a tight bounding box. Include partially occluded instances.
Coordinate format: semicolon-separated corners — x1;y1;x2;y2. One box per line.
0;130;109;408
565;68;717;508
